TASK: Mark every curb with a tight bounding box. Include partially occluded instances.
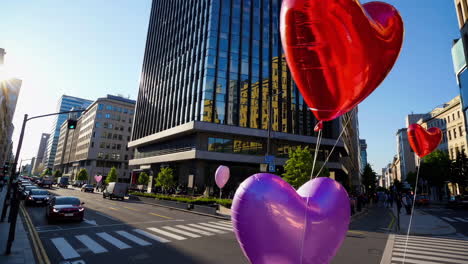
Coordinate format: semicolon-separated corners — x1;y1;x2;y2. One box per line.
135;198;231;220
20;203;50;264
350;208;368;221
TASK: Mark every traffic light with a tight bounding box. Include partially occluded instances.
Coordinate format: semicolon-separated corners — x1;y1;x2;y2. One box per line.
3;162;10;174
67;119;77;129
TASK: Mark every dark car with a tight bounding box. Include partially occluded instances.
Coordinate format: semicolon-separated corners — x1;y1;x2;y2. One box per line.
22;186;38;199
25;189;50;206
81;184;94;192
46;196;85;223
415;195;429;206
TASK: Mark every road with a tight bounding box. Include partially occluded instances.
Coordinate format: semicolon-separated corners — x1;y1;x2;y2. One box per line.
25;187;247;264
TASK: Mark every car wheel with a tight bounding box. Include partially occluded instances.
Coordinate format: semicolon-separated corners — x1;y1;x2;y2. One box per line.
102;194;106;199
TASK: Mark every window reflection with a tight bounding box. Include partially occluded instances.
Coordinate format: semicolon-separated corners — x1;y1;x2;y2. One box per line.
208;137;263;155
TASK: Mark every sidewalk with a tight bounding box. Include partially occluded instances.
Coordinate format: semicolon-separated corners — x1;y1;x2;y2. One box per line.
0;188;37;264
391;204;456;235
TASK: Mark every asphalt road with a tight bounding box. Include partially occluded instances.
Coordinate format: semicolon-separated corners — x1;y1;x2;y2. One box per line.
420;205;468;238
24;187;396;264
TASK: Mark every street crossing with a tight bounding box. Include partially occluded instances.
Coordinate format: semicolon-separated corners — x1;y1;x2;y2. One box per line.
47;220;233;260
390;234;468;264
440;216;468;223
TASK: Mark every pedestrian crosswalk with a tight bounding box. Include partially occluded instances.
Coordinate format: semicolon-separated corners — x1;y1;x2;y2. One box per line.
390;234;468;264
440;216;468;223
48;221;233;260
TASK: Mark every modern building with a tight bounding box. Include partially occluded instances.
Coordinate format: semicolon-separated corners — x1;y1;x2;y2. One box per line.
0;48;22;167
129;0;358;192
54;95;135;183
340;109;362;192
416;96;468;159
32;133;50;175
395;127;417;183
43;95;93;169
359;139;367;173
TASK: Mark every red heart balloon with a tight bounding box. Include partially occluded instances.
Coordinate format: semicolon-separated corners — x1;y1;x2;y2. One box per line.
280;0;404;121
407;124;442;158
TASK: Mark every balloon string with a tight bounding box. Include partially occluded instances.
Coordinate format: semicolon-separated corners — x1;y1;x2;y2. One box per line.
402;157;421;264
310;129;323;179
315;109;354;177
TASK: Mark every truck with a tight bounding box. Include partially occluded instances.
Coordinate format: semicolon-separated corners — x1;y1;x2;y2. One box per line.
103;182;128;201
38;176;54;188
57;176;69;188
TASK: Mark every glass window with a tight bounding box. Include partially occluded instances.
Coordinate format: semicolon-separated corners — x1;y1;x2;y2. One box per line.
95;122;100;128
106;105;112;110
105;113;111;119
98;104;104;110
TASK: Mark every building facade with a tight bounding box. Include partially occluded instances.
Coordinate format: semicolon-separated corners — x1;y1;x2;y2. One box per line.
129;0;357;192
0;48;22;167
359;139;367;173
43;95;93;169
32;133;50;175
395;128;417;183
54;95;135;183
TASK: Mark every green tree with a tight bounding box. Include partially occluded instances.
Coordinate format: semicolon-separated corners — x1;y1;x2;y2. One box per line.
406;171;417;189
41;167;52;177
361;163;377;195
105;167;118;184
155;167;176;193
393;179;403;192
138;172;149;185
53;170;62;178
77;168;88;181
450;150;468;195
420;150;451;199
282;146;329;189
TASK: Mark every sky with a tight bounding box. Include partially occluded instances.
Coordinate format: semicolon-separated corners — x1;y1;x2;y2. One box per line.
0;1;462;173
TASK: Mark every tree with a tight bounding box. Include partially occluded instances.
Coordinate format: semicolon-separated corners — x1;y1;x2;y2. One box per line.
77;168;88;181
420;150;451;200
282;146;330;189
393;179;403;192
155;167;176;193
105;167;118;184
450;150;468;195
138;172;149;185
53;170;62;178
41;167;52;177
361;163;377;195
406;171;417;189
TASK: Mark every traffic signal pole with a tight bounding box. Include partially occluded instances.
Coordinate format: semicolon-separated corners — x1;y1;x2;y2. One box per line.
0;109;86;254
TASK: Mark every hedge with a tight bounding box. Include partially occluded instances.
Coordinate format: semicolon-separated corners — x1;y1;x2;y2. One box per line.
129;192;232;208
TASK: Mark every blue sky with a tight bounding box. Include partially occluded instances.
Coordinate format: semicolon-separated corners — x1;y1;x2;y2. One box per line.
0;1;461;173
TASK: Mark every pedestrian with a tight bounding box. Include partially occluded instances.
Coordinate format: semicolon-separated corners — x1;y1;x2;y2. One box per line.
0;179;4;192
395;193;402;215
402;192;412;215
388;193;394;208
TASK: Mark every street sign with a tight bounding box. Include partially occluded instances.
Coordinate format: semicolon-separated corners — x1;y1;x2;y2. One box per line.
187;174;194;188
265;155;275;163
269;164;276;172
260;164;268;172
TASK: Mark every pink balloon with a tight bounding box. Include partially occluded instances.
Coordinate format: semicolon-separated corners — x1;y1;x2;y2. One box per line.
232;173;350;264
94;175;102;183
215;165;230;189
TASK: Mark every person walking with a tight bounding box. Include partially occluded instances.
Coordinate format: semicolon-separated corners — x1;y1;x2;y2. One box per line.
0;179;4;192
388;193;394;208
402;192;412;215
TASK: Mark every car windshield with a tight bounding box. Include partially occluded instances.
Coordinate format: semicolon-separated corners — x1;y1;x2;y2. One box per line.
417;195;427;199
55;197;80;205
25;186;36;191
84;185;93;187
30;190;48;195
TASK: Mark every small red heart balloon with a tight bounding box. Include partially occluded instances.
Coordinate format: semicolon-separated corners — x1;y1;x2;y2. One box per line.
280;0;404;121
407;124;442;158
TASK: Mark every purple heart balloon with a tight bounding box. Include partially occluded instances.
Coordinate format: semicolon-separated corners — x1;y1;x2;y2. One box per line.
215;165;230;189
232;173;350;264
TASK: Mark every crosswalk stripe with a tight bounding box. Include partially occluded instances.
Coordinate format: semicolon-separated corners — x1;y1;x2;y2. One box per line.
209;222;233;228
391;256;442;264
96;232;131;249
441;217;457;222
213;221;232;227
51;237;80;260
454;217;468;223
394;244;468;255
115;231;151;246
395;235;468;244
198;222;232;231
394;241;468;252
394;238;468;249
175;225;214;236
392;252;468;264
162;226;201;238
393;247;468;260
75;235;108;254
187;224;227;234
133;229;170;243
147;227;186;240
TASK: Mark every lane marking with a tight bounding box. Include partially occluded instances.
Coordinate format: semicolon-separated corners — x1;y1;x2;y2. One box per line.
187;224;227;234
133;229;170;243
21;205;51;264
95;211;119;221
108;207;119;211
391;256;441;264
198;222;232;231
394;245;468;255
123;206;140;212
51;237;80;260
175;225;214;236
75;235;108;254
149;212;173;219
441;217;457;223
147;227;186;240
162;226;201;238
96;232;131;249
394;240;468;250
392;252;468;264
212;221;232;227
393;247;468;259
83;218;97;226
454;217;468;223
115;230;151;246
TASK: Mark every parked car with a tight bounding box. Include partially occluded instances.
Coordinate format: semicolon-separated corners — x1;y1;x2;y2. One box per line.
46;196;85;223
103;182;127;200
38;176;54;188
415;195;429;206
21;186;38;199
57;177;69;188
25;189;51;206
81;184;94;192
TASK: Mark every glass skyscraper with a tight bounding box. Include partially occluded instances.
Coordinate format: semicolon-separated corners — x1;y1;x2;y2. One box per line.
130;0;355;191
43;95;93;169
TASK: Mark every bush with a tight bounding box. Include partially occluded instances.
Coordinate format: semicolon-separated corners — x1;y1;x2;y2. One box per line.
129;192;233;208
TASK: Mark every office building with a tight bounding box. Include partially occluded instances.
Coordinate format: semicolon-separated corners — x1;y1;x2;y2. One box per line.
359;139;367;173
43;95;93;169
395;128;416;183
54;95;135;183
0;48;22;167
129;0;357;191
32;133;50;174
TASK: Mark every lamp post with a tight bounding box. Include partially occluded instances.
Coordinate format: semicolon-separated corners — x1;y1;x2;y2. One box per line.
1;109;86;254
